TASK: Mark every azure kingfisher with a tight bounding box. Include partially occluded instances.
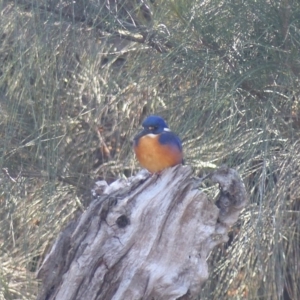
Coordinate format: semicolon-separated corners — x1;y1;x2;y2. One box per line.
133;115;183;173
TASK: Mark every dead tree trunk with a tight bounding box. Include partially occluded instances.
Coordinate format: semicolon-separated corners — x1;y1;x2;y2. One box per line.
37;165;247;300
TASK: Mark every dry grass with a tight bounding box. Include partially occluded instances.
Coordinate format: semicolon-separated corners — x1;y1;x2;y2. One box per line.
0;0;300;299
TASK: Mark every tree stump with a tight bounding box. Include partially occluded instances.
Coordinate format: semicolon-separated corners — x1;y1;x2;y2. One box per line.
37;165;247;300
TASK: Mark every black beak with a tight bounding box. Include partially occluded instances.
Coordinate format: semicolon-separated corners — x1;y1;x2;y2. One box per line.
133;128;148;145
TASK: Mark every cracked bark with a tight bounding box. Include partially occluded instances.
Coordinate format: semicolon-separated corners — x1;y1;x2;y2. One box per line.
37;165;247;300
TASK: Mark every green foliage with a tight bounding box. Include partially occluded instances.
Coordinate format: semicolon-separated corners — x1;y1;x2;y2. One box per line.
0;0;300;298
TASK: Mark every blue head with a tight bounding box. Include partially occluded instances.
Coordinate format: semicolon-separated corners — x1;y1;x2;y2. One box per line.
141;115;169;134
134;115;170;145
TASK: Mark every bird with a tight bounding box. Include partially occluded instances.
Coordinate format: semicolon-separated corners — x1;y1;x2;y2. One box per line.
133;115;183;173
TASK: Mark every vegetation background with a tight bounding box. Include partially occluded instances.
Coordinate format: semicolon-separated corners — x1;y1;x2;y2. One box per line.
0;0;299;299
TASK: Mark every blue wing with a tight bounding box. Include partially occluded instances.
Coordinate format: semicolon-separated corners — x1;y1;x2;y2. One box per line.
158;131;183;152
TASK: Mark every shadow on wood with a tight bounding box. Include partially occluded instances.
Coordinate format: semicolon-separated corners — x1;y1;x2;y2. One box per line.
36;165;247;300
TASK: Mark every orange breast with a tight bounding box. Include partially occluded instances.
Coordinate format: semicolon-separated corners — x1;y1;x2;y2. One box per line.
134;135;183;173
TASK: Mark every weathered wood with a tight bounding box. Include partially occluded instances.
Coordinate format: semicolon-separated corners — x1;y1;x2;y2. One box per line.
37;165;247;300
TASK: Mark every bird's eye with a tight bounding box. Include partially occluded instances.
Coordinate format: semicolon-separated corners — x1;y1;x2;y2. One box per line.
148;126;157;131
